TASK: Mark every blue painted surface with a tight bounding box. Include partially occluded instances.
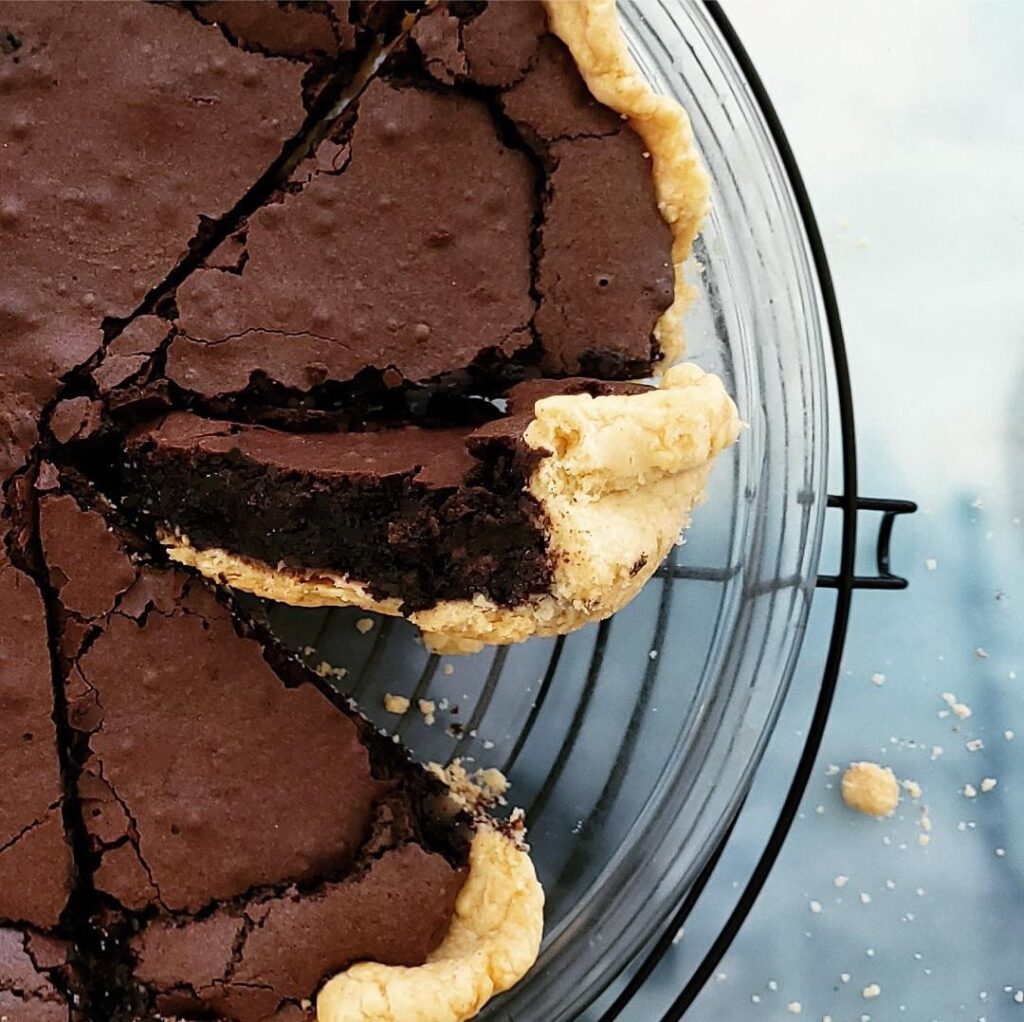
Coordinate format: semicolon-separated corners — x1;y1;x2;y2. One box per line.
632;3;1024;1018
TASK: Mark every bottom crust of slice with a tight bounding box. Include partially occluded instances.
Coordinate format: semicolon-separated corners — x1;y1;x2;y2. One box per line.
163;537;637;654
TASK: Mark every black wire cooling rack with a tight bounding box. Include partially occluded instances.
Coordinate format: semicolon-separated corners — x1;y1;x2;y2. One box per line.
589;6;918;1018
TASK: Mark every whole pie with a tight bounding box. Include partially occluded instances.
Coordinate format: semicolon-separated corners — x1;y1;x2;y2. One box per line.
0;1;737;1020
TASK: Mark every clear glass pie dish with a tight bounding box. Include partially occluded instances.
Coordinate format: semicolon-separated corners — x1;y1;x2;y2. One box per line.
262;2;830;1018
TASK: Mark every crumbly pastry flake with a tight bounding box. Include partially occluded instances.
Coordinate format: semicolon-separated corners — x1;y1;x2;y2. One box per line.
428;760;511;813
317;827;543;1022
841;762;900;817
543;0;710;364
162;365;739;652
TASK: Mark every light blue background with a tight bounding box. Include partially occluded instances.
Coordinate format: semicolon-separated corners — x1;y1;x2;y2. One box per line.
632;3;1024;1019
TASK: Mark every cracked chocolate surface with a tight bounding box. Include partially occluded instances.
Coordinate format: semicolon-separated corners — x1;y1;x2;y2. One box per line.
0;927;71;1022
120;0;672;417
132;841;461;1021
411;1;674;378
194;1;357;61
0;555;71;931
37;482;469;1020
164;75;537;403
0;0;320;493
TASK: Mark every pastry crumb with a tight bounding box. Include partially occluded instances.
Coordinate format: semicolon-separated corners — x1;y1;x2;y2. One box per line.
478;767;509;796
443;663;455;676
315;660;348;681
924;557;938;571
841;762;899;817
355;616;375;634
383;693;410;714
834;875;848;888
786;1002;802;1014
963;783;978;799
902;779;922;800
870;672;886;686
428;759;510;812
418;698;437;726
862;983;881;999
941;692;972;719
981;777;998;793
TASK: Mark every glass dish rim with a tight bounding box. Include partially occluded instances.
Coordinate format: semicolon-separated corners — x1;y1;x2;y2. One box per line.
481;3;833;1017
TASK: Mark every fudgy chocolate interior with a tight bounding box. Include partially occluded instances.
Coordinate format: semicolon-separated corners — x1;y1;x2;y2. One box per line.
122;409;550;610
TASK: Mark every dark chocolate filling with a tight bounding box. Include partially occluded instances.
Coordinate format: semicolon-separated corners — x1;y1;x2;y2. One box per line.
119;411;552;611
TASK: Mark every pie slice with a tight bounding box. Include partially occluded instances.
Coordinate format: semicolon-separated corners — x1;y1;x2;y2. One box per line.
119;366;739;652
2;0;736;1016
65;0;734;651
37;473;542;1021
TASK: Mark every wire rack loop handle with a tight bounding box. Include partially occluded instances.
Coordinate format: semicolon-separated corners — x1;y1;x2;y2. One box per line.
817;496;918;591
